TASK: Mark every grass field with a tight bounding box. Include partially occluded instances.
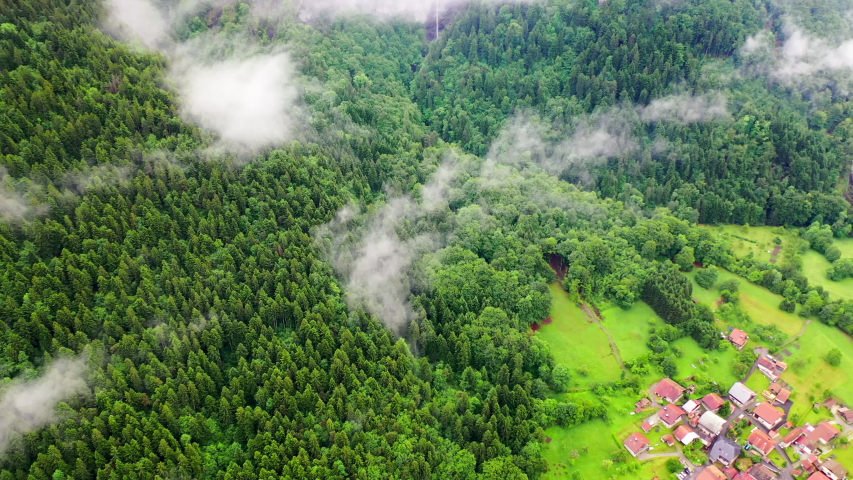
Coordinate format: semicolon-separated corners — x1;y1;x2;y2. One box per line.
782;321;853;408
802;250;853;302
601;302;657;363
537;284;623;386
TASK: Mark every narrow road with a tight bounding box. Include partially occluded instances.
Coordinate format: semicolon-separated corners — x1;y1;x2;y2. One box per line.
579;302;625;369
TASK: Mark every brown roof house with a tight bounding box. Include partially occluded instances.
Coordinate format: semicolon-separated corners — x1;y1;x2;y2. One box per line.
747;429;777;457
747;464;779;480
661;403;686;428
839;407;853;424
624;432;650;457
662;434;676;446
753;402;785;430
796;421;842;454
702;392;726;412
697;465;728;480
774;388;791;405
757;356;787;382
729;328;749;349
780;427;804;448
654;378;686;404
808;473;832;480
674;425;700;445
819;459;848;480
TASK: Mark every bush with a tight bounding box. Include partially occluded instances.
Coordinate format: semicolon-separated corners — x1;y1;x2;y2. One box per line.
826;246;842;263
779;298;796;312
826;348;842;367
719;279;740;293
667;458;682;473
695;267;719;289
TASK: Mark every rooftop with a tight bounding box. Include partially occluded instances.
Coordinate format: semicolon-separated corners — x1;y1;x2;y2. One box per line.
623;432;650;455
754;402;784;426
654;378;686;402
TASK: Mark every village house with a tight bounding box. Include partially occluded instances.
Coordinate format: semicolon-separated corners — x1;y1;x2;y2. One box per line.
774;387;791;405
730;382;757;407
635;398;652;413
733;464;777;480
661;403;686;428
839;407;853;424
709;435;742;467
698;410;727;437
623;432;650;457
654;378;686;404
809;473;832;480
702;392;726;413
697;465;728;480
796;421;842;455
641;420;655;433
662;434;676;447
728;328;749;349
819;459;848;480
682;399;701;416
756;356;787;382
674;425;699;445
780;427;804;448
747;428;777;457
753;402;785;430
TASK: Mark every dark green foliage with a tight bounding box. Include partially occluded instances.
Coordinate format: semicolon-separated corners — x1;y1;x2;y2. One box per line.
695;267;719;289
826;348;843;367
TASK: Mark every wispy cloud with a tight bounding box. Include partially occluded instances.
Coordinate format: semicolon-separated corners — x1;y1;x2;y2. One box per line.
0;356;89;456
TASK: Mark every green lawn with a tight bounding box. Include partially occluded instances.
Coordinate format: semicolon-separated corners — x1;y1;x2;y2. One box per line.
802;250;853;302
671;337;741;387
745;372;771;398
601;301;658;363
782;321;853;408
701;225;798;263
537;284;623;386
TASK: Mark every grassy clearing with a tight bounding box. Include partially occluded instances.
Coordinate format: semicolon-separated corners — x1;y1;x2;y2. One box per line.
538;284;623;386
702;225;795;263
671;338;741;387
802;250;853;302
782;321;853;408
745;372;771;397
601;302;658;363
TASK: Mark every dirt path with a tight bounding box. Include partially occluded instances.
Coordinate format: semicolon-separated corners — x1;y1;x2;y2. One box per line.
770;245;782;263
579;302;625;370
779;320;813;349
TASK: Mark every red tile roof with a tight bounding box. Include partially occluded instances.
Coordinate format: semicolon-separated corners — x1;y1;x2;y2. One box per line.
662;434;675;445
782;427;804;446
654;378;686;402
641;420;654;432
775;388;791;403
697;465;728;480
754;402;784;427
747;429;777;456
674;425;694;441
840;408;853;423
702;392;725;411
661;403;686;425
807;421;841;443
729;328;749;347
807;473;831;480
624;432;650;455
757;357;775;371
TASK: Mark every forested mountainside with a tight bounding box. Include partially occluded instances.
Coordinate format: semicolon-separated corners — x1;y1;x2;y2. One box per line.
1;0;852;478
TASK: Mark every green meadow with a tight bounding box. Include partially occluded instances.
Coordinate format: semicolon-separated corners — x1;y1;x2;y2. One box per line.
802;250;853;302
600;301;657;363
782;321;853;408
536;284;623;386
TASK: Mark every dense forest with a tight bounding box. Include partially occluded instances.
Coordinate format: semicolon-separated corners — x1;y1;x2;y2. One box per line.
1;0;853;478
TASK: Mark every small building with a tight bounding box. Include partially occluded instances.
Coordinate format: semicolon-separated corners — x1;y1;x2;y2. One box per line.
709;435;742;467
823;398;838;410
697;465;728;480
747;428;777;457
729;328;749;349
839;407;853;424
730;382;757;407
698;410;727;437
808;473;831;480
654;378;687;404
674;425;699;445
636;398;652;410
661;403;686;428
780;427;804;448
623;432;650;457
753;402;785;430
756;356;787;382
819;459;848;480
748;464;779;480
702;392;726;412
662;434;676;446
774;387;791;404
641;420;654;433
796;421;842;454
683;399;701;416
